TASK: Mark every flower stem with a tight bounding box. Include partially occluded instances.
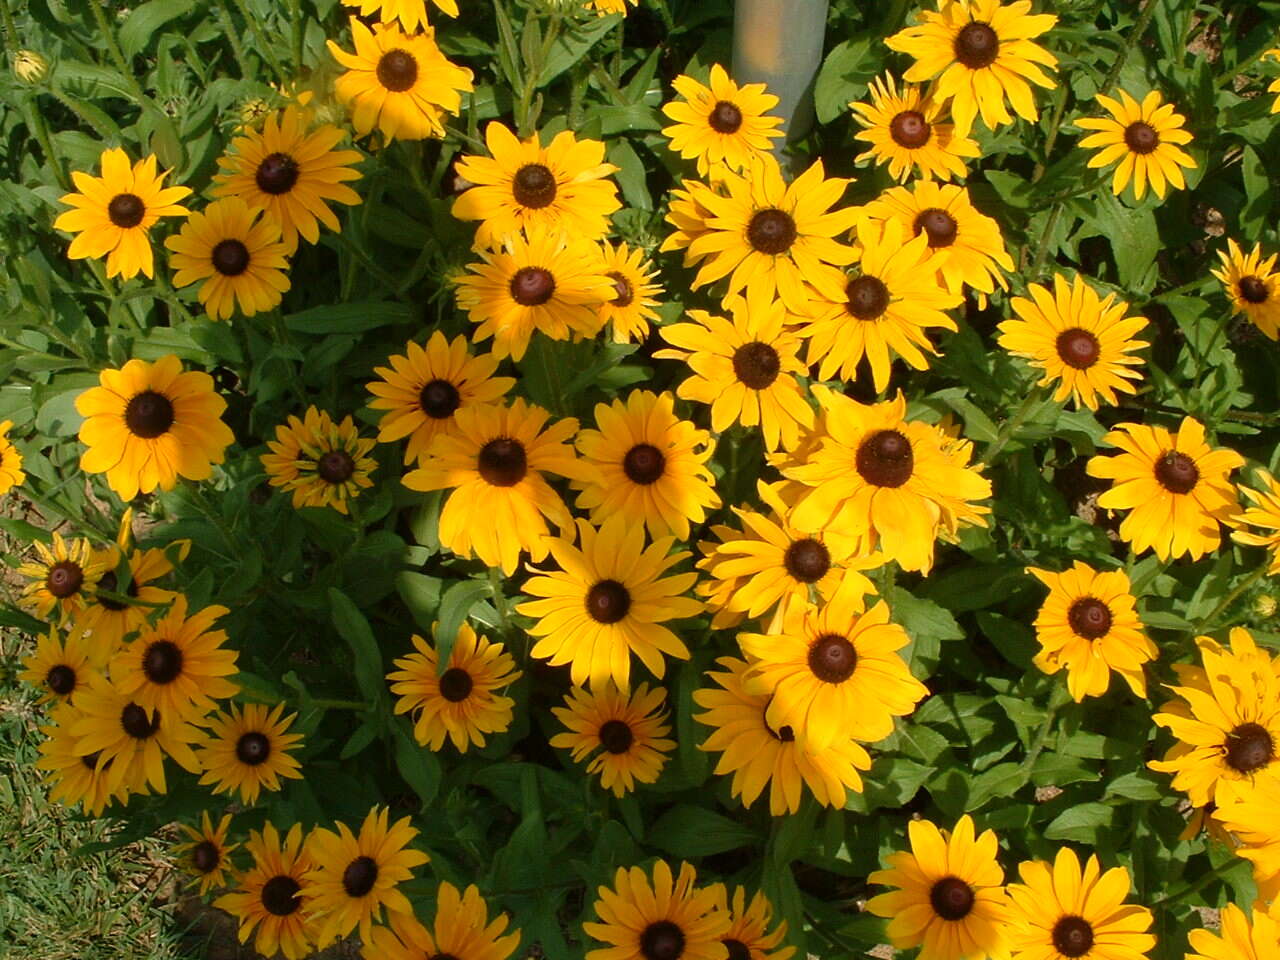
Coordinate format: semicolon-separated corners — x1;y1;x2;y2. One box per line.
86;1;148;103
310;698;369;711
981;384;1046;466
1099;0;1159;96
232;0;287;84
1199;563;1270;632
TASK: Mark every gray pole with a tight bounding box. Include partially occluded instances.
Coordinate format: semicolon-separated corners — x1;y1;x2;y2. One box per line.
731;0;830;146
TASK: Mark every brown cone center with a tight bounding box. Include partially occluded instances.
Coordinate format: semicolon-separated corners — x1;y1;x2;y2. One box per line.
1067;597;1112;639
46;664;77;695
640;921;686;960
477;437;528;487
107;193;146;228
1225;722;1274;773
46;561;85;598
608;272;634;307
915;208;958;248
317;450;356;484
419;379;462;419
954;22;999;68
261;875;302;916
121;703;160;740
1154;451;1198;494
1056;328;1101;369
236;731;271;765
585;579;631;624
191;841;221;874
1123;122;1159;154
211;239;250;277
439;667;474;702
509;266;556;306
732;341;781;389
256;152;300;195
125;390;175;439
623;443;666;485
342;855;379;897
930;876;976;920
808;633;857;683
783;538;831;583
142;639;184;684
846;275;891;321
708;100;744;133
856;429;914;487
376;49;418;92
747;208;797;254
890;110;931;148
512;163;557;209
1052;916;1095;958
598;718;634;754
1239;276;1270;304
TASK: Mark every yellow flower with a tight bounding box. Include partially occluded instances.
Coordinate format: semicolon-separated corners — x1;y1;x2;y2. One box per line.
661;64;784;175
583;861;730;960
1214;778;1280;898
886;0;1058;137
195;702;305;804
551;683;675;796
343;0;457;33
0;419;24;495
661;177;717;265
214;823;322;960
597;240;663;344
364;883;521;960
36;703;135;816
327;18;472;142
1076;89;1196;201
1085;417;1242;561
997;273;1148;411
18;625;98;704
1213;239;1280;340
1187;904;1280;960
53;148;190;279
850;73;979;182
260;407;378;515
709;887;795;960
1234;470;1280;574
174;812;239;895
17;532;107;624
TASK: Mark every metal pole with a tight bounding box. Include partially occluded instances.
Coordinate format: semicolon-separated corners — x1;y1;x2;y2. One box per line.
732;0;830;146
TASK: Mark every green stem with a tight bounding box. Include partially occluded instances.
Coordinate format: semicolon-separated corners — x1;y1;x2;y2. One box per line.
86;0;147;102
1150;857;1238;907
1199;563;1270;632
214;0;254;79
488;565;519;653
232;0;287;84
1021;685;1070;774
0;0;20;59
981;384;1046;465
1150;277;1211;303
290;0;305;75
1027;203;1064;278
1031;84;1069;182
46;87;117;142
24;94;69;190
309;698;369;711
1099;0;1159;96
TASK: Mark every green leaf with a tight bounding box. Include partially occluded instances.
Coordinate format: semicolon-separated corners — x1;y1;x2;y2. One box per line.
327;587;385;704
607;139;652;212
392;719;441;808
1044;802;1112;842
285;302;413;334
435;579;491;675
648;805;756;857
813;38;878;124
119;1;195;58
1240;145;1273;240
539;15;618;84
35;387;85;438
965;762;1029;810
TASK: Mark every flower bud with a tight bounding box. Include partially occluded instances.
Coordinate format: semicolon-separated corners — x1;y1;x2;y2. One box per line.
12;50;48;85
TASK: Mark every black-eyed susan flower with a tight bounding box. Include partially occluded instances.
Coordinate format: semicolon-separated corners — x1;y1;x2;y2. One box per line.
53;147;191;280
214;822;321;960
867;816;1009;960
1212;239;1280;340
1234;471;1280;573
710;887;795;960
109;597;238;718
886;0;1058;138
387;622;521;752
550;683;675;797
364;883;521;960
997;274;1148;411
75;354;235;501
573;389;720;541
517;515;702;691
861;180;1013;305
1214;779;1280;898
661;63;784;175
1006;849;1153;960
740;591;926;751
802;217;961;392
196;702;305;804
1187;904;1279;960
583;860;730;960
697;480;880;633
69;674;204;795
211;105;362;255
76;509;187;660
261;407;377;515
17;532;107;624
367;332;515;466
1086;417;1242;561
343;0;456;32
850;74;979;183
1077;89;1196;202
1149;628;1280;807
656;286;814;451
0;419;25;494
1025;561;1155;702
681;158;859;315
783;387;991;573
661;178;717;266
693;656;869;816
174;812;238;895
328;18;472;142
36;703;135;816
454;222;615;362
18;626;97;704
164;198;291;320
452;121;621;247
402;398;595;574
303;806;429;944
598;241;663;344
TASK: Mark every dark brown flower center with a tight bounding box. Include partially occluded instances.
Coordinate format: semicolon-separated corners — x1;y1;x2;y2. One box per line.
419;379;462;419
255;152;300;195
96;570;138;611
261;875;302;916
317;450;356;484
764;696;797;742
235;731;271;766
954;22;999;69
598;718;634;754
142;639;184;684
585;579;631;624
929;876;975;920
746;208;797;255
640;921;686;960
512;163;558;209
915;208;958;248
1056;328;1101;369
477;437;528;487
623;443;666;485
1225;722;1274;773
342;855;379;897
81;750;107;771
1066;597;1112;639
46;561;84;598
211;239;251;277
846;275;891;321
889;110;931;148
107;193;146;228
376;49;418;92
708;100;744;134
856;430;914;487
608;271;634;307
124;390;175;439
46;664;78;695
1154;451;1198;494
1052;916;1095;958
732;341;781;390
1123;122;1159;155
723;941;751;960
121;703;160;740
1239;276;1270;304
191;840;221;874
784;538;831;583
439;667;474;702
808;633;857;683
509;266;556;306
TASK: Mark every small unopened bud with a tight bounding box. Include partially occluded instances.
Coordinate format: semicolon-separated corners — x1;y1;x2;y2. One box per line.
13;50;48;85
1255;594;1277;619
